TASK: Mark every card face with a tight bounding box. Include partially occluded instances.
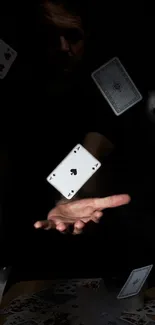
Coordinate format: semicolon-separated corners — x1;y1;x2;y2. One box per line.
91;57;142;116
47;144;101;199
143;300;155;315
3;312;38;325
117;265;153;299
0;39;17;79
120;312;148;325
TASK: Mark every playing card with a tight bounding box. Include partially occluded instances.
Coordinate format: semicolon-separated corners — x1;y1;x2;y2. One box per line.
123;308;145;316
0;39;17;79
54;281;77;296
42;311;75;325
120;312;149;325
117;265;153;299
65;288;106;325
0;295;54;314
34;280;78;300
4;311;35;325
143;300;155;315
91;57;142;116
47;144;101;199
76;278;102;291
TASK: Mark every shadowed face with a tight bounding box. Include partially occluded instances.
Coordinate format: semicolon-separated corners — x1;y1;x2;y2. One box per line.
43;2;85;72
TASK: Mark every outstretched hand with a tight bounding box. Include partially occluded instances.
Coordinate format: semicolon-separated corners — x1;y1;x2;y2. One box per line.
34;194;130;235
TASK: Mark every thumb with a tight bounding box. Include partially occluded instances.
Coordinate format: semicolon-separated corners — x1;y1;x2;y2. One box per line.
93;194;131;210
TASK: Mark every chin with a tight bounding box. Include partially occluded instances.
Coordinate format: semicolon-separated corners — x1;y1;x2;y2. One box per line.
64;56;82;73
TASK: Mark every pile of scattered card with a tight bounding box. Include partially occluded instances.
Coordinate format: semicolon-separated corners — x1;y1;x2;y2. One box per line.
119;300;155;325
120;311;150;325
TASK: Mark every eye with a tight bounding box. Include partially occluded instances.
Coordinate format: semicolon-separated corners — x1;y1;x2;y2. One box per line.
63;29;83;44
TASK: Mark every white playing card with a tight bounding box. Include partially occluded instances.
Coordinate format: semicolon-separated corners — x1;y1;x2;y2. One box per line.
117;265;153;299
0;39;17;79
47;144;101;199
91;57;142;116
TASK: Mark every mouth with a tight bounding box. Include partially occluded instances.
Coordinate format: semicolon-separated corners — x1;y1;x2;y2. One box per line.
68;51;73;57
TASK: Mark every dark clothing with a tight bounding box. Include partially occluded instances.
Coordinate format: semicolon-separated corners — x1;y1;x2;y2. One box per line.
1;3;155;277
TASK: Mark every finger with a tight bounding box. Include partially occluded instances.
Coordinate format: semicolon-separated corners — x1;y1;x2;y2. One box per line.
34;220;56;230
81;217;92;223
93;211;103;218
47;208;61;219
56;222;67;232
73;220;85;235
91;211;103;223
93;194;131;210
91;217;100;223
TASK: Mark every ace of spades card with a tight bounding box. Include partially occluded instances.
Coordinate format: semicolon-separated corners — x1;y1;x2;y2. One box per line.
47;144;101;199
0;39;17;79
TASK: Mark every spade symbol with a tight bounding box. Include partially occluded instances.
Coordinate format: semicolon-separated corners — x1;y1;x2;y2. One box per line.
0;64;5;72
132;278;139;286
4;52;11;60
113;81;122;92
70;169;77;175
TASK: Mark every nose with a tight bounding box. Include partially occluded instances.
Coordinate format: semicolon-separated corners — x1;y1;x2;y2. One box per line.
60;36;70;52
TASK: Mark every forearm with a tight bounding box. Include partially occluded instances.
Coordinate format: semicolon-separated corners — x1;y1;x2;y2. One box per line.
83;132;114;159
80;132;114;197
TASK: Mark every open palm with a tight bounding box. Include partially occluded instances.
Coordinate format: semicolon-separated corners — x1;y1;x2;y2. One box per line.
34;194;130;234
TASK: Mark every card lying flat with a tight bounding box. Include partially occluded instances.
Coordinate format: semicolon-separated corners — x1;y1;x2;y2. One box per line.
47;144;101;199
117;265;153;299
0;39;17;79
91;57;142;116
120;312;148;325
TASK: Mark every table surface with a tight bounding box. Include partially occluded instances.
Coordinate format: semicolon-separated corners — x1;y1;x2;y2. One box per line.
1;279;155;325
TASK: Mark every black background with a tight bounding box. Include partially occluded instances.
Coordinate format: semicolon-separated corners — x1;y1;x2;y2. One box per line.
1;1;155;282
